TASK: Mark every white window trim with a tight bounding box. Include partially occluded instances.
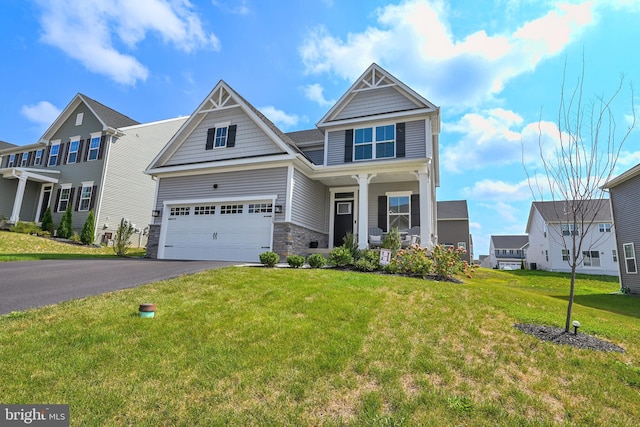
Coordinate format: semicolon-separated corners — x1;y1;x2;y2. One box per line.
88;133;101;161
75;112;84;126
49;140;61;166
34;149;43;165
20;153;28;167
623;243;637;274
582;250;601;268
385;191;412;232
8;154;16;167
353;122;397;161
67;136;81;164
57;183;72;212
78;181;94;212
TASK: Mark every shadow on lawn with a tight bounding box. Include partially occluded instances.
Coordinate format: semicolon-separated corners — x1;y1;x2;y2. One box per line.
552;293;640;320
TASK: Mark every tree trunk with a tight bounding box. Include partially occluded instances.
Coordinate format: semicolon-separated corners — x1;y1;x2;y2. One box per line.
565;264;577;332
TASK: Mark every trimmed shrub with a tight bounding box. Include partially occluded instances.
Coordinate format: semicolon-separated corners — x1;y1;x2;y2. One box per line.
259;251;280;267
308;253;327;268
287;254;305;268
389;245;433;278
80;210;95;245
56;204;73;239
10;221;41;235
342;232;360;260
40;207;54;234
329;246;353;267
381;227;402;256
353;249;381;272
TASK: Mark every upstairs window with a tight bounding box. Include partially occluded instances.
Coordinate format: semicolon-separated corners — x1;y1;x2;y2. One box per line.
8;154;16;167
562;249;570;261
599;223;612;233
34;149;43;166
48;144;60;166
88;136;101;161
20;153;28;167
354;124;395;160
78;184;93;211
67;139;80;164
561;224;578;236
215;127;228;148
75;113;84;126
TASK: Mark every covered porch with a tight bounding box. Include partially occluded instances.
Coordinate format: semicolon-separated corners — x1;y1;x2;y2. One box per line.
0;168;60;224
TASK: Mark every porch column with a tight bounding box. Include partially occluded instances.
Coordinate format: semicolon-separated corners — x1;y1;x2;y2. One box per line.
417;166;433;248
353;173;376;249
10;174;28;223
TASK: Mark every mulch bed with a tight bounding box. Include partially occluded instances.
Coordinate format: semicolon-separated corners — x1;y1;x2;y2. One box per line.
514;323;624;353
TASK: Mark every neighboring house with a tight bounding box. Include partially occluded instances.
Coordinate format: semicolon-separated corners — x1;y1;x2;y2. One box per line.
145;63;441;262
436;200;472;263
0;93;186;245
602;164;640;293
478;255;490;268
525;200;618;275
489;235;528;269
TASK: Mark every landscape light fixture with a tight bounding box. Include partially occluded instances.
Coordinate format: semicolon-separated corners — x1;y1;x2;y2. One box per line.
572;320;581;335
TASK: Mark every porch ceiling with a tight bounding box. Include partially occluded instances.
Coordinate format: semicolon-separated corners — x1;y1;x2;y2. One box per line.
315;170;419;187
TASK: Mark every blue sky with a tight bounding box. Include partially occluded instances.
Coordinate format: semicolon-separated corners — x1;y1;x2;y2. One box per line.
1;0;639;255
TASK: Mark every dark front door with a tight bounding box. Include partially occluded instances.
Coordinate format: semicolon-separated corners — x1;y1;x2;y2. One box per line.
334;200;353;246
38;185;52;221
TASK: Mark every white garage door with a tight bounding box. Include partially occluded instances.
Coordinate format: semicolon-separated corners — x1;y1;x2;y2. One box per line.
162;201;273;262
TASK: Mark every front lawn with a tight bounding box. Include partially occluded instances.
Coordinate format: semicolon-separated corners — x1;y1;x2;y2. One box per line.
0;231;145;261
1;267;638;425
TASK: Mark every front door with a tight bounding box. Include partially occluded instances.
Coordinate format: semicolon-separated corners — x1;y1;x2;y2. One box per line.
333;200;353;246
37;185;53;221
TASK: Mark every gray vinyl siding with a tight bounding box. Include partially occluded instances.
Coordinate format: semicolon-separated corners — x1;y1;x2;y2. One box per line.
334;86;418;120
610;177;640;293
437;219;471;263
367;181;419;228
0;180;39;221
155;167;288;220
49;104;104;143
99;118;187;244
291;168;328;232
165;108;284;166
0;179;17;219
326;119;427;166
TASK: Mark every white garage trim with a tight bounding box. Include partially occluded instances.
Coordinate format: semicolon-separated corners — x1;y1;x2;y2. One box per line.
158;194;277;260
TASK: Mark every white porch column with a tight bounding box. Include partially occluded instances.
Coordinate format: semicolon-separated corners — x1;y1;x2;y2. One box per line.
417;166;433;248
10;174;28;223
353;173;376;249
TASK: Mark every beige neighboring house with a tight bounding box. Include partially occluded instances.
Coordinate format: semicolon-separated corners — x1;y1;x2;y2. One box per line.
0;93;186;245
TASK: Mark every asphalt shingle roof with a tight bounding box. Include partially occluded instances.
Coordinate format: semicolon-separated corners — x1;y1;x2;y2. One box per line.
81;93;140;129
532;199;611;223
437;200;468;220
491;235;529;249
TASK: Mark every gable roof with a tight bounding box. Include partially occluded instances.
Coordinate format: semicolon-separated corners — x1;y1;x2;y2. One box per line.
491;235;529;249
602;163;640;189
286;129;324;146
437;200;468;220
147;80;308;171
0;140;17;151
40;93;139;142
316;63;439;128
530;199;611;224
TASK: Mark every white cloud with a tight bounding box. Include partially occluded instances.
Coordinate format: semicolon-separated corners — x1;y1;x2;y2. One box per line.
260;106;301;130
299;0;594;108
211;0;250;15
35;0;219;85
303;84;334;107
463;178;535;202
20;101;61;127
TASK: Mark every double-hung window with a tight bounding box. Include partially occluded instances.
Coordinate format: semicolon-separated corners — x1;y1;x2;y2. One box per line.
562;249;570;261
354;124;395;160
623;243;637;274
582;250;601;267
599;223;612;233
561;224;578;236
78;184;93;211
20;153;28;167
34;149;43;166
49;144;60;166
214;127;228;148
388;194;410;232
67;138;80;164
8;154;16;167
88;135;101;161
57;186;71;212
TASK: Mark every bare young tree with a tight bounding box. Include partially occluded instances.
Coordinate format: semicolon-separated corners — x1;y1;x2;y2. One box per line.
525;58;636;332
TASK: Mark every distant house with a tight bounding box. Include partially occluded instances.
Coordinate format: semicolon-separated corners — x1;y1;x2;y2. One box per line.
525;200;618;275
489;235;528;269
0;93;185;245
145;63;441;262
603;165;640;293
437;200;472;263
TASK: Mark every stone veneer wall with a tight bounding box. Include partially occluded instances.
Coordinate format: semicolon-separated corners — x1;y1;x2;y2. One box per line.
145;223;161;258
273;222;328;258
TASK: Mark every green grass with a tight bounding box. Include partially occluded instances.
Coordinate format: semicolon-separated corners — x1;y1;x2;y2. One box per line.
0;230;145;261
1;266;639;426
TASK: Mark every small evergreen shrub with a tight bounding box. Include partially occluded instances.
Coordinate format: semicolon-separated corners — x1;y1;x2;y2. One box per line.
70;232;81;243
80;210;96;245
56;204;73;239
308;253;327;268
382;227;402;256
259;251;280;267
287;254;305;268
353;249;381;272
40;207;54;234
10;221;41;235
329;246;353;267
342;232;360;260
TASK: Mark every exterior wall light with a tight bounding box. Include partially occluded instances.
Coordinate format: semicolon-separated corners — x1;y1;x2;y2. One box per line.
151;210;161;217
274;205;283;213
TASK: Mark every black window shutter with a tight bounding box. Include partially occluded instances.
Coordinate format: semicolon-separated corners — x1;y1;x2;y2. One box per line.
89;185;98;210
344;129;353;163
411;194;420;226
60;142;68;165
78;140;84;162
27;151;34;166
205;128;216;150
43;146;51;168
396;122;405;158
16;153;23;166
98;135;106;160
75;186;82;211
378;195;388;232
83;139;90;161
69;188;76;211
54;189;61;212
2;156;7;168
226;125;237;148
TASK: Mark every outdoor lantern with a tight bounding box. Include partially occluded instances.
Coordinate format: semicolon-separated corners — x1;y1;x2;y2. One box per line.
151;210;161;217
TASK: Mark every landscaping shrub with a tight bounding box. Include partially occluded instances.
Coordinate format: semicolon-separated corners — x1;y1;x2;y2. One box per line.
259;251;280;267
354;249;381;272
56;204;73;239
40;207;54;234
381;227;402;256
80;210;95;245
431;245;468;280
287;254;305;268
113;218;134;256
70;232;81;243
389;245;433;278
308;253;327;268
342;232;360;260
329;246;353;267
10;221;41;235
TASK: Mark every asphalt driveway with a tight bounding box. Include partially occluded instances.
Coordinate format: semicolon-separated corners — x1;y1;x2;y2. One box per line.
0;258;237;315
